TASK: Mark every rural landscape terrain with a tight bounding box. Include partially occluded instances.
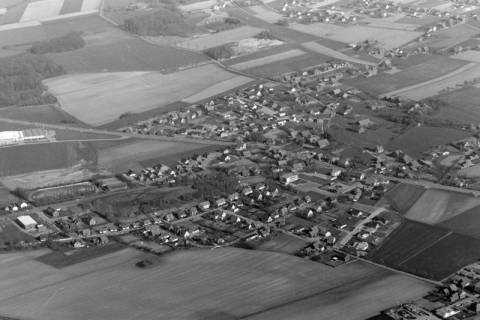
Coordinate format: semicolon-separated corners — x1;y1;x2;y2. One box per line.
0;0;480;319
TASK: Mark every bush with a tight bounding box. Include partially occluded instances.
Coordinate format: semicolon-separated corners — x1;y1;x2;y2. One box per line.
204;44;234;60
29;32;85;54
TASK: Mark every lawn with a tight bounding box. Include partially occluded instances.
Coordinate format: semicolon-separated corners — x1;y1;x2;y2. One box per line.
386;126;469;158
44;64;249;126
405;188;480;225
0;247;433;320
344;56;468;96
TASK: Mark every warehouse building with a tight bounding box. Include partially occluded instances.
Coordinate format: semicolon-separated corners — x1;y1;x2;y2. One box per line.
16;215;38;231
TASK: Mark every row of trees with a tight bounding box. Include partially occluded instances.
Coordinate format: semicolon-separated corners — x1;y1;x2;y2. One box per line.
29;32;85;54
0;54;64;107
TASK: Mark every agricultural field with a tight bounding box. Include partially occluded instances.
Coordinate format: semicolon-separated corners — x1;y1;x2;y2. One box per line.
383;183;426;213
176;26;262;51
431;86;480;124
383;63;480;100
182;76;254;103
289;23;422;50
345;56;468;96
301;41;378;66
404;188;480;224
95;139;219;172
421;24;480;49
0;0;28;25
59;0;83;15
20;0;64;22
230;49;307;70
47;37;208;73
44;64;251;126
0;142;97;177
179;0;216;12
437;203;480;238
386;126;470;158
0;247;433;320
249;5;284;23
454;50;480;63
368;220;468;280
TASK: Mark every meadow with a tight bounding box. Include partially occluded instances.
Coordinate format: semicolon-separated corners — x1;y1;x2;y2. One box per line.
0;105;87;127
0;247;433;320
44;64;249;126
301;41;377;66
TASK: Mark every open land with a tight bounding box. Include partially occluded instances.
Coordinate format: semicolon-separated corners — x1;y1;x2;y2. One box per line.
384;183;426;213
404;188;480;224
0;105;88;127
249;5;284;23
437;204;480;239
60;0;83;15
20;0;64;22
182;76;254;103
95;139;221;172
177;26;262;51
254;233;307;255
421;24;480;49
454;50;480;63
301;41;378;66
386;126;470;158
431;86;480;124
44;64;251;126
0;142;96;177
179;0;216;12
382;63;480;100
368;220;480;280
48;37;208;73
0;247;433;320
289;23;422;50
345;56;468;96
230;49;307;70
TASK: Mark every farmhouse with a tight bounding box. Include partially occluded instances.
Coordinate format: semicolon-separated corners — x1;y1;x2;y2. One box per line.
16;215;38;231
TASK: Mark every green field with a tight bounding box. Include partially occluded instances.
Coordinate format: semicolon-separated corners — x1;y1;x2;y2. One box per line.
0;142;97;177
0;105;87;127
345;56;467;96
438;204;480;239
386;126;469;158
0;247;433;320
384;183;426;213
405;188;480;225
255;233;306;255
432;87;480;124
48;38;208;73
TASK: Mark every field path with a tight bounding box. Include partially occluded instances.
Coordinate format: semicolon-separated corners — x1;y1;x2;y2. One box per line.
380;62;479;99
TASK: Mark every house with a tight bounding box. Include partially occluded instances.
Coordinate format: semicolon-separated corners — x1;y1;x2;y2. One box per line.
280;172;299;185
198;201;211;211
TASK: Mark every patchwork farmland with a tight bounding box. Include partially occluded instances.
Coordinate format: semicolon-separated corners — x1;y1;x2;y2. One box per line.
44;64;253;126
0;248;433;320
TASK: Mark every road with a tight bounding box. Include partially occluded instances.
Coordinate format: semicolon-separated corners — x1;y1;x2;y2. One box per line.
336;206;386;247
0;117;232;146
